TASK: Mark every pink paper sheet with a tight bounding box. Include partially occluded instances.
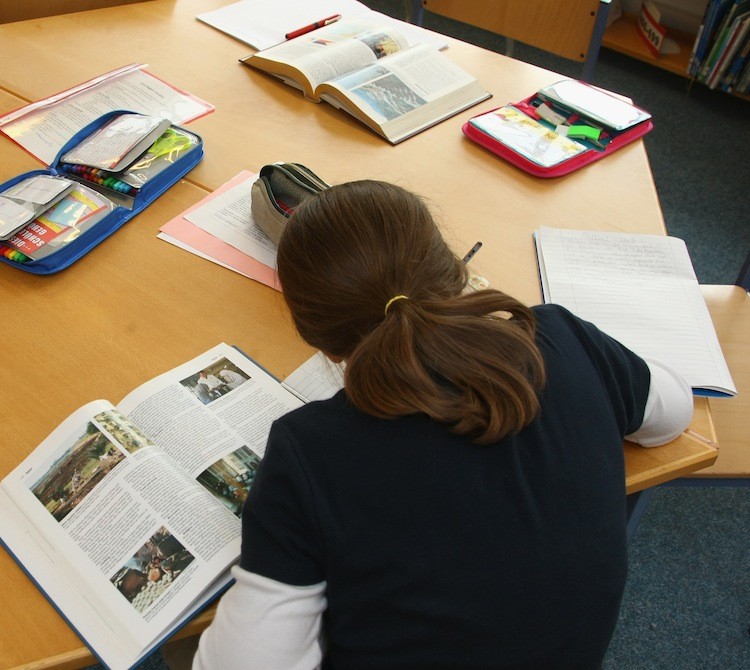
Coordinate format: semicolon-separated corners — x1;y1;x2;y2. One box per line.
158;170;280;291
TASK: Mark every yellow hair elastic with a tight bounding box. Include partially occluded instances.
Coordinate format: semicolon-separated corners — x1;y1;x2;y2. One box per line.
384;294;409;316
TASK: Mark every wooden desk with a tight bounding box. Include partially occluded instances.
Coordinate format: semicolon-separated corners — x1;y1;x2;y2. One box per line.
0;1;717;668
692;286;750;478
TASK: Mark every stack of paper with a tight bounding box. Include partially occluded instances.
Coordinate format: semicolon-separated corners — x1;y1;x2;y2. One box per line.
158;170;280;289
535;226;736;397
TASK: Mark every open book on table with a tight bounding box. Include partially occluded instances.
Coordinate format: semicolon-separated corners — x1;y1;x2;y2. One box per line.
0;343;343;670
534;226;737;397
240;18;491;144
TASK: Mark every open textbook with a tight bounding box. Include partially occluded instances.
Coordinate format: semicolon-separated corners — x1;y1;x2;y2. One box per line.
240;18;491;144
535;226;736;397
0;344;342;670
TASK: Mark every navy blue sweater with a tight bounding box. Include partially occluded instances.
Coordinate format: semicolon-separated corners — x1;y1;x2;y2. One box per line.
241;305;650;669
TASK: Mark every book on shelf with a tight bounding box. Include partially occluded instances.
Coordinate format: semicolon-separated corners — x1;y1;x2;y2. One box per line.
733;45;750;90
705;8;750;87
0;343;341;670
699;1;738;80
690;0;750;92
534;226;737;398
240;18;491;144
721;29;750;89
690;0;730;77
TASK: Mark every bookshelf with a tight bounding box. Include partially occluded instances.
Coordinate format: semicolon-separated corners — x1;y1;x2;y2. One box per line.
603;13;750;99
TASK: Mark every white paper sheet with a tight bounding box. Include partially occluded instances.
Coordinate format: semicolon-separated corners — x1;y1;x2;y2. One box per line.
0;65;213;165
184;177;277;268
282;351;345;402
196;0;448;51
535;226;736;396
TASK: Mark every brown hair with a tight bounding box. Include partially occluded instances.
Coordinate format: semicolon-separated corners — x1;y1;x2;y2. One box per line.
277;180;545;444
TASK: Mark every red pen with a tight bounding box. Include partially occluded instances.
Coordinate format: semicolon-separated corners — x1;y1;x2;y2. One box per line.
285;14;341;40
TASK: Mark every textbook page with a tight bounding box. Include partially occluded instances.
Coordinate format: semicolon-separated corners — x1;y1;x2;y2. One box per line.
252;20;410;97
0;400;238;670
116;343;302;470
535;226;736;396
0;344;303;669
320;43;491;143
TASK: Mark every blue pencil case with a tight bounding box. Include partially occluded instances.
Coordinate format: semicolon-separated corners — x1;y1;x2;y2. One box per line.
0;110;203;274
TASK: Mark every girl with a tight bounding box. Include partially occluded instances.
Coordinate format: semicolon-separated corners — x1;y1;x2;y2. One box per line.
194;180;693;670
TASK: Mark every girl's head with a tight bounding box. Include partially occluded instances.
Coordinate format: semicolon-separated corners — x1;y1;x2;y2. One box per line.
278;180;545;443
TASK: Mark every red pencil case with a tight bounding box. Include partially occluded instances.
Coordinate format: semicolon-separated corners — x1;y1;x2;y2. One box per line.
462;79;653;178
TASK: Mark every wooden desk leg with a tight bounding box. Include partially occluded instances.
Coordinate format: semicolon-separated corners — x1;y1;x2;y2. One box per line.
626;487;656;543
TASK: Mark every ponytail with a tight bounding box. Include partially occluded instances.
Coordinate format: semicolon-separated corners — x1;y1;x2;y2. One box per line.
277;181;545;444
345;290;544;443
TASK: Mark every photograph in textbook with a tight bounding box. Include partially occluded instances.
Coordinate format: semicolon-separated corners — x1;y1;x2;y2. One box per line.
97;409;157;453
196;446;261;517
30;423;125;522
111;526;196;615
180;358;251;405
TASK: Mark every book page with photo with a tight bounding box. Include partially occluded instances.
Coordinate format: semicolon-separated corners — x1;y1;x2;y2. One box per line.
243;18;490;143
0;343;302;670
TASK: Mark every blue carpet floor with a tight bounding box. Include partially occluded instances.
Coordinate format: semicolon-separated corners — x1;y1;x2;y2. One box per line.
604;485;750;669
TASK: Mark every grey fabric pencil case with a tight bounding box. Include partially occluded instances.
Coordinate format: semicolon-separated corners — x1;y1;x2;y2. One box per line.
251;163;329;245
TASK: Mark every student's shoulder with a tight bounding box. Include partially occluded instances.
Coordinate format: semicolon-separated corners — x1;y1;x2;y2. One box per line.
532;302;574;322
267;389;366;462
531;303;587;337
531;303;616;357
276;389;352;430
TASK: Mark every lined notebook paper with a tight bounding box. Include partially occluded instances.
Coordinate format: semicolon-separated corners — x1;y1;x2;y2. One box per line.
535;226;736;397
282;352;344;402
